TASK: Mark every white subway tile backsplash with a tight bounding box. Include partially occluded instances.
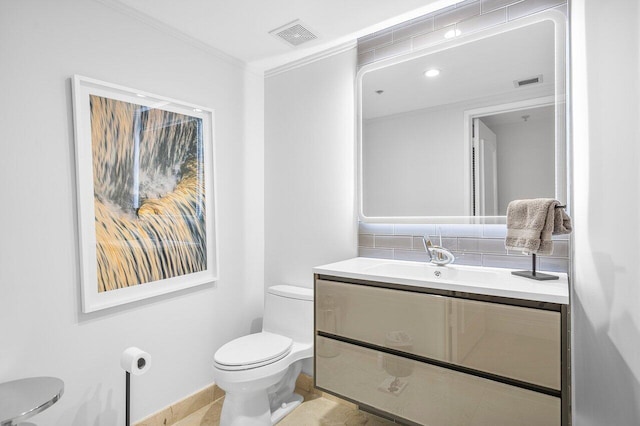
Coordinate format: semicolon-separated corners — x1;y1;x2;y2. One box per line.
413;235;458;251
358;29;393;53
507;0;565;20
482;224;570;240
451;251;483;266
458;237;506;254
481;0;523;13
456;0;482;7
429;4;458;17
538;257;570;273
359;234;374;248
359;225;570;273
482;254;531;269
394;249;431;262
411;26;451;51
392;16;434;41
550;240;569;257
457;7;506;35
434;1;481;29
483;224;507;238
425;236;458;250
359;247;394;260
394;224;436;236
358;0;567;66
505;247;524;256
437;224;483;237
375;235;413;249
374;38;412;61
359;222;394;234
358;50;375;66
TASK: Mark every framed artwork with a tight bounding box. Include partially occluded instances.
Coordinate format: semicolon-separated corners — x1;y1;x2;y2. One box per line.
72;75;218;313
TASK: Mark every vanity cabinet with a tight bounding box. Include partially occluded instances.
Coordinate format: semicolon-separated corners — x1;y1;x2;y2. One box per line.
313;266;569;426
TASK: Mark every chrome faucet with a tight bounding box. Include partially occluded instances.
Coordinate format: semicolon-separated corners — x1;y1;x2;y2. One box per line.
422;236;455;266
421;236;434;262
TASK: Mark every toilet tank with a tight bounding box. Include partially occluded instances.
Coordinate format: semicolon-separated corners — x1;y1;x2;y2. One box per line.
263;285;314;345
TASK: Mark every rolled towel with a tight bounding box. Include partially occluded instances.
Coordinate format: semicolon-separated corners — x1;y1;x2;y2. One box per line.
505;199;572;255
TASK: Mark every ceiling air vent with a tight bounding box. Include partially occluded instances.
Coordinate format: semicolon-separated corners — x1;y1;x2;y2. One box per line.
514;75;543;88
269;20;317;47
513;74;542;88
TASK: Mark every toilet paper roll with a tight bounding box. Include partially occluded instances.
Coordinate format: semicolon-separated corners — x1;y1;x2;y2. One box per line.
120;347;151;375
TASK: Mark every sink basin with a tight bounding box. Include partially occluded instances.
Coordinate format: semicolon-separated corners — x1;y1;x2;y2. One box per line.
363;261;501;284
313;257;568;304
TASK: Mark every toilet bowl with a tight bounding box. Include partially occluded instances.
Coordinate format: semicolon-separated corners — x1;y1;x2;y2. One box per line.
213;285;314;426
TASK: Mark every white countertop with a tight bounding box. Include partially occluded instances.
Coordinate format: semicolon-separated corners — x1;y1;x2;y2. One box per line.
313;257;569;305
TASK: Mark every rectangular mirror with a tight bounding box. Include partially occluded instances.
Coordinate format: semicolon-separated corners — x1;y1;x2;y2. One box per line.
358;11;567;223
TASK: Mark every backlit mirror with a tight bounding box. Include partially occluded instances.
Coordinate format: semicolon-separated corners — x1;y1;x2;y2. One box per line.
358;12;567;223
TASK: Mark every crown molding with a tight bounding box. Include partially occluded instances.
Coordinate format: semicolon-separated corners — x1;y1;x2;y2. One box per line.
264;40;357;78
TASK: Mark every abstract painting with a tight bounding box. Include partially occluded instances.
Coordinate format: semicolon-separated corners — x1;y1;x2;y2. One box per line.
73;76;218;312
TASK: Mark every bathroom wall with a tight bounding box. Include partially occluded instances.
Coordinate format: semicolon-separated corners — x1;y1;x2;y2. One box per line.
359;222;570;271
264;48;359;290
363;90;554;217
364;108;467;216
356;0;570;273
357;0;568;67
0;0;264;424
488;112;556;213
571;0;640;424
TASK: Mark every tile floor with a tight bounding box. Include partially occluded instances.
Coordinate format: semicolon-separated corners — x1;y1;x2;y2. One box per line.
173;393;394;426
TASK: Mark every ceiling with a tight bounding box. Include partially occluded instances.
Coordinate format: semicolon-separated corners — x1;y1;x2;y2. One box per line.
481;104;556;128
107;0;458;71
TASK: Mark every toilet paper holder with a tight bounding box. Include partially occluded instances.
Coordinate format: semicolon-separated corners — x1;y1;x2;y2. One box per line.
121;347;151;426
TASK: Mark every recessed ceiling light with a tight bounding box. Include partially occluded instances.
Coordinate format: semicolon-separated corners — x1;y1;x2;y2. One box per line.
424;69;441;77
444;29;461;39
136;93;146;98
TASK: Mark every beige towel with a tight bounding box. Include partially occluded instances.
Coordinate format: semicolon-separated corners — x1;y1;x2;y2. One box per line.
505;199;572;255
553;205;572;235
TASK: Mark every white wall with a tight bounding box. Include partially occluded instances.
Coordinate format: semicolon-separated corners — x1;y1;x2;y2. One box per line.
0;0;264;424
489;115;555;214
264;49;359;290
363;108;465;216
572;0;640;424
362;90;555;217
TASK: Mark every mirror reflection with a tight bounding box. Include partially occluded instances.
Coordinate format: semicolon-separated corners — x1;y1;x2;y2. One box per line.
472;103;555;216
360;19;565;220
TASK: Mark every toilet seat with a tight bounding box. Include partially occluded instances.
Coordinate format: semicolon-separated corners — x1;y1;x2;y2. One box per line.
214;332;293;371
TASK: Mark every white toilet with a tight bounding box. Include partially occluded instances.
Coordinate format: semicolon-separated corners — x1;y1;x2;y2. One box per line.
212;285;314;426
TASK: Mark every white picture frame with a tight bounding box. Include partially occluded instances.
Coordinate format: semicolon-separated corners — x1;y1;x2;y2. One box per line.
72;75;218;313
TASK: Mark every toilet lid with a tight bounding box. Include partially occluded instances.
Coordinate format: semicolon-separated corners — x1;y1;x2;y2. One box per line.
214;332;293;369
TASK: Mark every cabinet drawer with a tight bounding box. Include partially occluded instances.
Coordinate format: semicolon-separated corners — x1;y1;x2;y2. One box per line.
316;279;560;390
315;336;560;426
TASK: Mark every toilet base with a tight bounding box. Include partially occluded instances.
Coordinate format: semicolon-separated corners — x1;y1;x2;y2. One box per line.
219;391;304;426
217;361;305;426
271;393;303;424
219;389;272;426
